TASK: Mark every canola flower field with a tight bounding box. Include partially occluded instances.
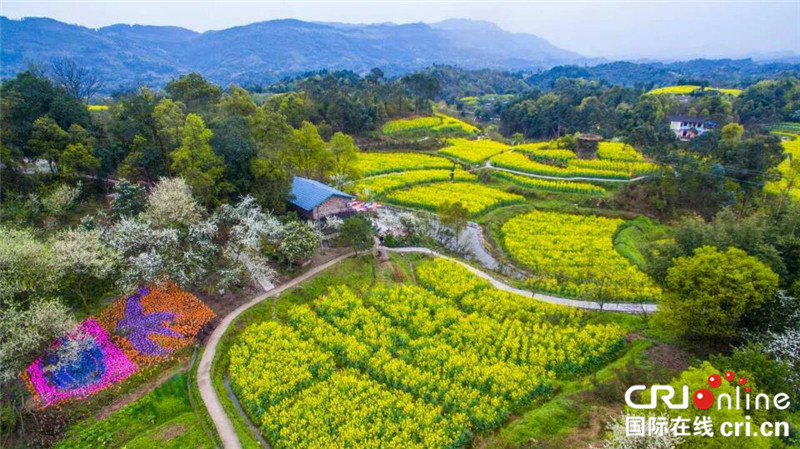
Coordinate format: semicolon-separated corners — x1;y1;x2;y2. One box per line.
355;152;453;176
384;181;525;215
381;113;479;137
646;85;742;96
228;258;627;448
349;168;475;197
493;171;605;195
764;134;800;201
501;210;662;302
438;138;510;164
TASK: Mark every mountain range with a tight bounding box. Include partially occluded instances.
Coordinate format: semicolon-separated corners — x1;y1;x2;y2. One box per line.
0;17;583;89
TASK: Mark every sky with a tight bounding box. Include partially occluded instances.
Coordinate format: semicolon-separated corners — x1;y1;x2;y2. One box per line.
2;0;799;59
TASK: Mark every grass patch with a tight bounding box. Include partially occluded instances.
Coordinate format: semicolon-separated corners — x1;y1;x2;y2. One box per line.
55;373;214;449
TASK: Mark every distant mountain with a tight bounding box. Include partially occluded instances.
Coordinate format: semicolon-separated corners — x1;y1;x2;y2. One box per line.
0;17;582;90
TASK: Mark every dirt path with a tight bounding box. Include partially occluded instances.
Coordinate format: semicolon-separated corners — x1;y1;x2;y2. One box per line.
196;252;355;449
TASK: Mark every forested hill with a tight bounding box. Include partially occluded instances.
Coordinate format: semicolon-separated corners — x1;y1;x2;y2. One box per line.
0;17;581;89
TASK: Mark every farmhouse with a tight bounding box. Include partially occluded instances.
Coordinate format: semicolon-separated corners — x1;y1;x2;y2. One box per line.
288;176;354;220
668;116;717;141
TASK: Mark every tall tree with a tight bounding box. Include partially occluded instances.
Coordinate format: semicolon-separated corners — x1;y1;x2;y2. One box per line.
164;72;222;114
27;116;69;173
248;107;295;212
287;121;329;180
170;114;226;205
327;131;359;188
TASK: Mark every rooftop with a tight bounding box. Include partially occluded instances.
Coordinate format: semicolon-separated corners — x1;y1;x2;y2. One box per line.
288;176;354;211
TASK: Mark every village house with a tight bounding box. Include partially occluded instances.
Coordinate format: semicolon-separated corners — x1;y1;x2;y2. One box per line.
288;176;354;220
668;116;717;141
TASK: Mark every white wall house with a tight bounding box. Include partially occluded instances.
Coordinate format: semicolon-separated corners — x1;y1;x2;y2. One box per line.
668;116;717;141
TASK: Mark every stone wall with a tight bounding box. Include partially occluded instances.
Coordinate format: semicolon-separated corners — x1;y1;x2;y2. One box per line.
312;196;352;220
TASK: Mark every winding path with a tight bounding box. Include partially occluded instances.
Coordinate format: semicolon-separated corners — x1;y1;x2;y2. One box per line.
197;246;657;448
380;246;657;313
196;252;355;449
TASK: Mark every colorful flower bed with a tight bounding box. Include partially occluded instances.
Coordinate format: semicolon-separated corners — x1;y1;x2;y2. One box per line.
97;282;216;365
24;319;137;406
24;283;215;407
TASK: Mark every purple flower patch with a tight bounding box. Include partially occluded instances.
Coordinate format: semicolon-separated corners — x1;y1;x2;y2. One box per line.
116;287;182;357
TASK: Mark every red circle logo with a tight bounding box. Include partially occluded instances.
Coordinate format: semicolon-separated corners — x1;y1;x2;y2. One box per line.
739;377;747;385
724;371;735;381
708;374;721;388
693;389;715;409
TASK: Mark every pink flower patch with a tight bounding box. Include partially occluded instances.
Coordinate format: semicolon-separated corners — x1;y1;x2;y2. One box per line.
25;318;138;406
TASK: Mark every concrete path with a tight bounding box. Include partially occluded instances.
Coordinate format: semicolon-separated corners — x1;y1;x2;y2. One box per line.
381;246;658;313
196;252;355;449
485;160;650;183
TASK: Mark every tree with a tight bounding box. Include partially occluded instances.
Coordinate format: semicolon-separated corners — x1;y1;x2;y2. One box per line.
170;113;227;205
278;221;321;265
327;131;360;188
438;201;470;245
287;121;329;180
110;179;146;218
0;299;75;385
0;227;59;304
41;182;82;218
219;85;257;118
216;196;283;290
50;229;118;310
656;246;779;341
50;57;103;104
338;215;374;255
58;124;99;178
142;177;201;228
152;98;186;176
248;108;295;212
164;72;222;113
642;361;771;449
27;116;69;172
721;122;744;142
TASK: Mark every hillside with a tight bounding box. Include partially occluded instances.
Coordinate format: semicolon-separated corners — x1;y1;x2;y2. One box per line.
0;17;580;89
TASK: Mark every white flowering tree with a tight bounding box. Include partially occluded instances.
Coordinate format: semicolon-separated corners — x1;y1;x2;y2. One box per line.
107;216;217;289
142;177;201;228
50;228;119;310
41;182;82;218
0;227;59;304
216;196;283;290
279;221;321;266
0;298;75;385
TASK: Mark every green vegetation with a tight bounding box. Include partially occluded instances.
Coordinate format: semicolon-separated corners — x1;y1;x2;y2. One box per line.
55;373;214;449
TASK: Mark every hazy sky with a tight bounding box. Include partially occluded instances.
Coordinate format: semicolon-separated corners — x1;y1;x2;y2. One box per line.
2;1;799;59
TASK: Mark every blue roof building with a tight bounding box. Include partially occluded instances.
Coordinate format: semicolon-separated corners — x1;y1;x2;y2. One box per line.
288;177;354;220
